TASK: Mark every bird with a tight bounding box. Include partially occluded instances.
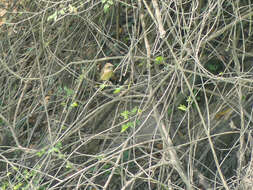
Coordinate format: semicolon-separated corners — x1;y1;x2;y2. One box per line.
100;63;114;81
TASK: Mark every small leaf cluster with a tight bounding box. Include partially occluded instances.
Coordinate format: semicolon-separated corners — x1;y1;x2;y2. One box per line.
120;107;142;133
101;0;114;13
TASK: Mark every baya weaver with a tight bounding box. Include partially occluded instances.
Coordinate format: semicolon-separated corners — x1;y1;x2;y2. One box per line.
100;63;114;81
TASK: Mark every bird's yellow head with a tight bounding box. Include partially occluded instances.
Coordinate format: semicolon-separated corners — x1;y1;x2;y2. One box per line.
100;63;114;81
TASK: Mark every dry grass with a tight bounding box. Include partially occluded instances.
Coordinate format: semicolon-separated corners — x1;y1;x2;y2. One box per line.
0;0;253;189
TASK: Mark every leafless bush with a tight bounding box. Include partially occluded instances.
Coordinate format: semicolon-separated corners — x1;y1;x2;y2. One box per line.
0;0;253;189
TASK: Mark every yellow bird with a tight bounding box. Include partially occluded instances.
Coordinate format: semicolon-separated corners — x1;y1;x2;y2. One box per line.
100;63;114;81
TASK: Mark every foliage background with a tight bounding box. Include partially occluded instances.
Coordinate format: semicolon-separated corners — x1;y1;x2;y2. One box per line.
0;0;253;189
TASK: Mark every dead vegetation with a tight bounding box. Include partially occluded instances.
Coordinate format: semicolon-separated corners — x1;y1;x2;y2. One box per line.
0;0;253;189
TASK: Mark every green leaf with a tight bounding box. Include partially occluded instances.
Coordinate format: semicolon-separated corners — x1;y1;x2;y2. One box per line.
167;108;172;116
108;0;114;5
186;96;192;103
70;102;78;107
99;84;106;89
113;87;121;94
178;104;187;111
121;124;129;133
130;107;137;114
66;162;73;169
104;4;110;13
7;172;12;177
51;147;59;153
120;110;130;120
127;121;134;128
155;56;164;64
47;11;57;22
56;142;62;149
68;4;77;13
1;181;8;190
59;9;65;15
121;121;135;132
64;86;74;96
14;182;23;190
